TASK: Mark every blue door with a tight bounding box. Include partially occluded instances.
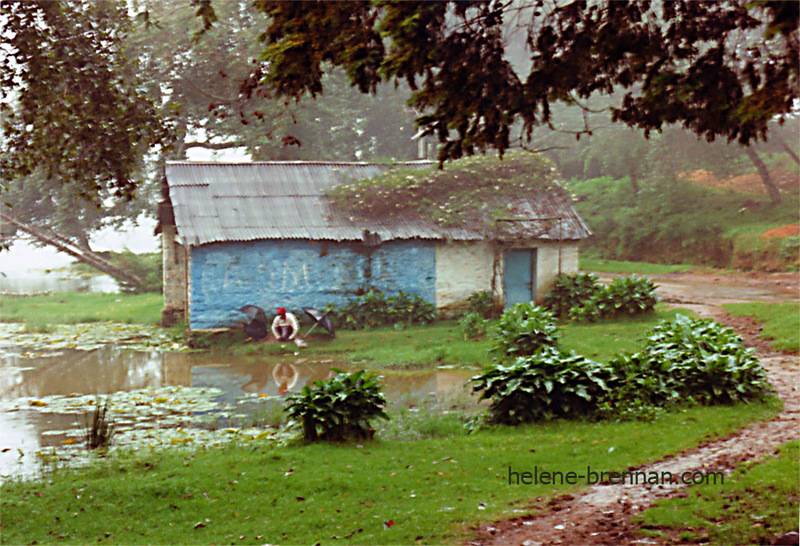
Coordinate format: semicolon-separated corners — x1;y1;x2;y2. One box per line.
504;249;537;308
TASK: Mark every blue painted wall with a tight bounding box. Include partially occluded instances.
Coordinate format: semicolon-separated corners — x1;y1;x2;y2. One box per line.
189;239;436;329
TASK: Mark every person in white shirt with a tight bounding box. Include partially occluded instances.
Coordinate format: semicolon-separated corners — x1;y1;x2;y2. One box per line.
271;307;299;342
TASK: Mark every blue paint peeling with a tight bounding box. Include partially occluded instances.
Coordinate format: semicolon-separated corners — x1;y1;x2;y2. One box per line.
189;240;436;329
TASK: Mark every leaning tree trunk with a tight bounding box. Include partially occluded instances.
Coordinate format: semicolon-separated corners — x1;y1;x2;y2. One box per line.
744;147;781;205
777;137;800;166
0;211;144;291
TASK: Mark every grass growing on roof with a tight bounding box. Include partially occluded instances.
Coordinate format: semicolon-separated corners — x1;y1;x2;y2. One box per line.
0;399;780;545
633;440;799;545
327;152;563;228
723;302;800;353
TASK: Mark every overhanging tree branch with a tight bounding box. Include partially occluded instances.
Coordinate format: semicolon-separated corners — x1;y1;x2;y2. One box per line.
0;211;144;290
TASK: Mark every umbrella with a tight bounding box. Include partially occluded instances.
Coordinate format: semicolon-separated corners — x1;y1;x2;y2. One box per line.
302;307;335;337
237;305;268;340
238;305;267;323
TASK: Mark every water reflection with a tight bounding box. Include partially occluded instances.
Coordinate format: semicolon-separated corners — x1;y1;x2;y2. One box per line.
0;347;474;478
0;274;119;294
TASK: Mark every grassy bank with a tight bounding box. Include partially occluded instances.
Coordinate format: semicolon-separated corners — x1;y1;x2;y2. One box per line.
0;292;692;367
0;292;163;327
579;257;697;275
233;307;690;367
634;440;799;544
723;302;800;353
0;400;780;545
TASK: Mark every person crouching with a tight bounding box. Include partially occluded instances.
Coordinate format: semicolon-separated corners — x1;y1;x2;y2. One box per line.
271;307;299;342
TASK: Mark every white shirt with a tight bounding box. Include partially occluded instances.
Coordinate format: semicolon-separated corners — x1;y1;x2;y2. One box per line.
271;312;299;340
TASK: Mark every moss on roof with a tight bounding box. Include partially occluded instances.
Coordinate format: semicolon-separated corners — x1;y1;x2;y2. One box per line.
326;152;565;229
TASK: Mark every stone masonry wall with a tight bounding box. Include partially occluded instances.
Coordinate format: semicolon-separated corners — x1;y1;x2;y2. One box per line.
187;239;436;330
161;224;187;326
534;241;579;302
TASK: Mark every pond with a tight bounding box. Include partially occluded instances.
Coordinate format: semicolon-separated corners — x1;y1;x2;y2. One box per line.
0;346;475;479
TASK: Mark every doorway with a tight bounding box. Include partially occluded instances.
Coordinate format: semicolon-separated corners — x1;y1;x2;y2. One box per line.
503;249;537;308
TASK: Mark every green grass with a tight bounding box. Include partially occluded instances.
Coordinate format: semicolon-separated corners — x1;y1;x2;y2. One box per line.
579;257;696;275
559;307;693;361
234;321;495;368
232;308;691;367
0;399;780;545
634;440;799;545
0;292;163;326
723;302;800;353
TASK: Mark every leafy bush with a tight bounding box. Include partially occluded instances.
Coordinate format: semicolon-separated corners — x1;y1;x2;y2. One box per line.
545;273;657;322
639;315;771;405
324;290;436;330
488;303;559;361
285;369;389;442
601;275;658;316
459;311;490;340
544;273;600;318
467;290;499;318
470;346;614;424
469;314;772;426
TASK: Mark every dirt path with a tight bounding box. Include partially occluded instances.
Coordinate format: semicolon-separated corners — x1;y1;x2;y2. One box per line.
471;271;799;546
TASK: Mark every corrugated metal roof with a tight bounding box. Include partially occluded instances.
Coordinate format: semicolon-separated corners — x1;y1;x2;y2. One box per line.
164;161;591;246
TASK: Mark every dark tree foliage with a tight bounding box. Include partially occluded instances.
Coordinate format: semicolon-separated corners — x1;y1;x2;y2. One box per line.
0;0;170;204
203;0;799;163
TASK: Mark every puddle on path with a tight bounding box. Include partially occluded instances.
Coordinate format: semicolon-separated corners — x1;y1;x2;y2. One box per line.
0;346;474;479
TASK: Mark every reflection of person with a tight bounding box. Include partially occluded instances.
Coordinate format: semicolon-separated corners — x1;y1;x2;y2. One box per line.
272;362;299;395
271;307;299;342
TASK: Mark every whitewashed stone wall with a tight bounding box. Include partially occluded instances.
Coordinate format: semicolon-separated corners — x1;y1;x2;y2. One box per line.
435;241;497;308
533;241;579;302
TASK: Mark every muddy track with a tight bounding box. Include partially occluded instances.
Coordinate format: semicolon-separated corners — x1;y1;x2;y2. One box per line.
469;272;800;546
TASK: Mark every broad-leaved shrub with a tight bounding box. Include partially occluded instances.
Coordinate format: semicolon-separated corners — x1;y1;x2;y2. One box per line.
488;303;559;361
285;369;389;442
638;314;771;404
470;346;614;424
324;290;436;329
544;272;600;318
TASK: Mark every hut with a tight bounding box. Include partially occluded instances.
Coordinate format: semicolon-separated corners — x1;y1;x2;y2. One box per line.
160;155;590;329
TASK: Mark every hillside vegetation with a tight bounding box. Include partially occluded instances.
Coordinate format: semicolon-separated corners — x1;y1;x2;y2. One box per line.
569;172;799;271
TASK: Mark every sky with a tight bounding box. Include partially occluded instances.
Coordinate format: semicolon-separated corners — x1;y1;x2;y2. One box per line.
0;146;247;283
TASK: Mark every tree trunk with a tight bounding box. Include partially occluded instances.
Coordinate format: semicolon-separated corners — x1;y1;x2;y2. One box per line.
778;137;800;166
744;147;781;205
0;212;144;291
629;171;640;196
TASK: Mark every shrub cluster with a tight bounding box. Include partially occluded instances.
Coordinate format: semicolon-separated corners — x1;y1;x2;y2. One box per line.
470;307;771;425
610;315;772;406
324;289;436;329
488;302;560;360
285;369;389;442
545;273;657;321
459;311;490;340
471;346;614;425
458;290;500;340
466;290;500;319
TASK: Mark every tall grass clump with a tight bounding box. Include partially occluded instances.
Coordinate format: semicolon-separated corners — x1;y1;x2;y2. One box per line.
84;397;115;450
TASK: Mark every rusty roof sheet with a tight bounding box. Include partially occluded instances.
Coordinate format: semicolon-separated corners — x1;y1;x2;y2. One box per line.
164;161;590;246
